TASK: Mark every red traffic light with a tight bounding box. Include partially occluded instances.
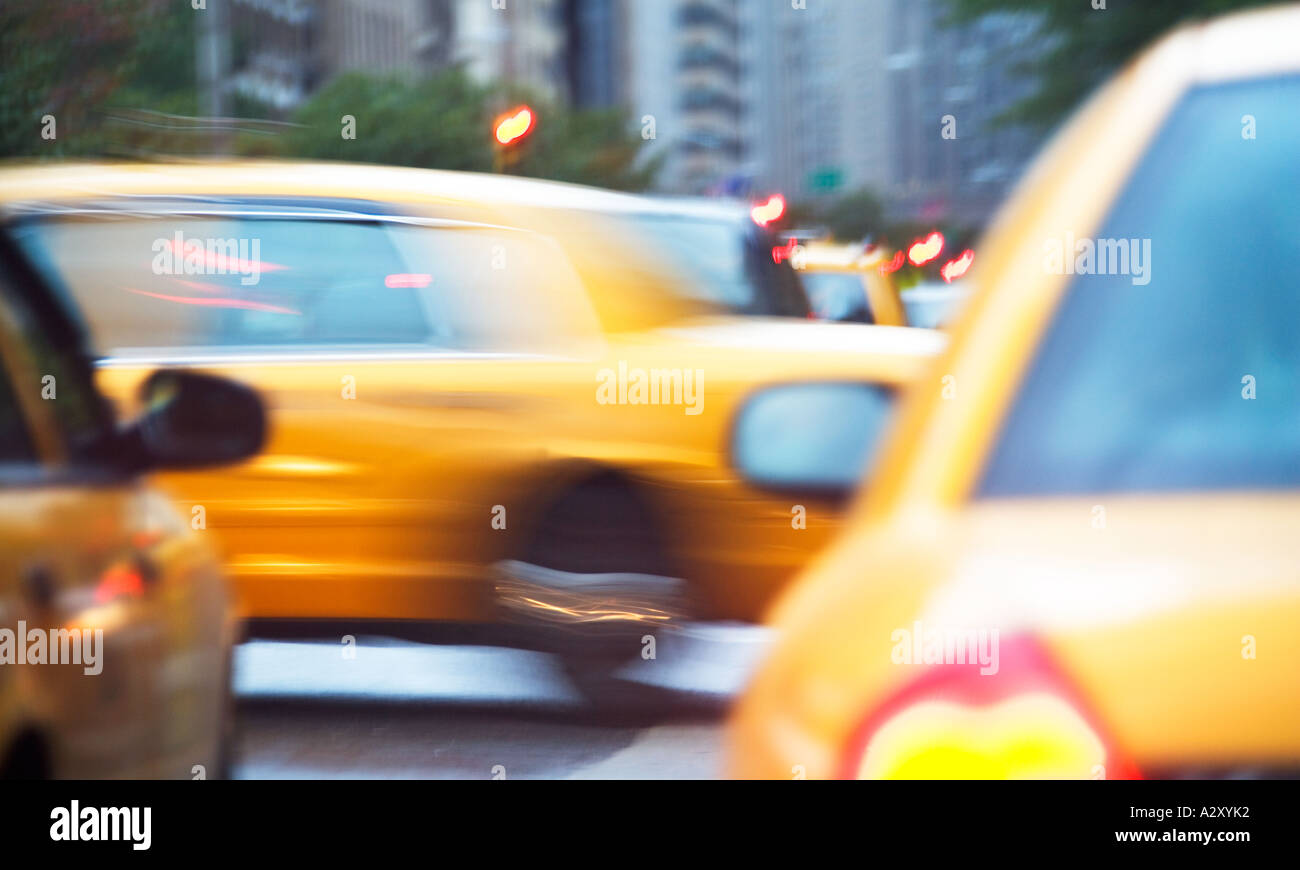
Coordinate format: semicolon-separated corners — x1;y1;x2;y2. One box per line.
494;105;536;146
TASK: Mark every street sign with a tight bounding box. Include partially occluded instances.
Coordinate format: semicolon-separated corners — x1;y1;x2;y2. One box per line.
807;167;844;193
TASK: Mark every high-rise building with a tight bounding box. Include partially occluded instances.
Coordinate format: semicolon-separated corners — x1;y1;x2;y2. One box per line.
230;0;457;112
452;0;568;102
739;0;1038;223
741;0;891;203
881;0;1039;224
620;0;747;194
229;0;568;114
226;0;1037;219
563;0;627;109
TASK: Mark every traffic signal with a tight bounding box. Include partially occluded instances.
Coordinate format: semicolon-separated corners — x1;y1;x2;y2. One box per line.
494;105;536;147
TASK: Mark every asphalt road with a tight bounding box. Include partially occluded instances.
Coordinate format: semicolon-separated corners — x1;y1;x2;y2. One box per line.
230;625;771;779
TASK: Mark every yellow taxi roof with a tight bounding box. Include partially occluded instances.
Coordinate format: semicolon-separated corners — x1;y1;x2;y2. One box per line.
0;160;724;333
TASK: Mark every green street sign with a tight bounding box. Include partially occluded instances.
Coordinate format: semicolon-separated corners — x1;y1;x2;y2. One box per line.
808;167;844;193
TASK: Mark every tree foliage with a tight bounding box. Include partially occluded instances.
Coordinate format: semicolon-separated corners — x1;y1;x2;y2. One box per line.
2;2;656;191
816;190;887;242
940;0;1282;128
252;69;657;192
0;0;185;157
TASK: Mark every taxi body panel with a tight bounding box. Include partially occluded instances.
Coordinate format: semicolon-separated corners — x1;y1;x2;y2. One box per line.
796;242;907;327
0;163;945;627
729;5;1300;778
0;236;236;778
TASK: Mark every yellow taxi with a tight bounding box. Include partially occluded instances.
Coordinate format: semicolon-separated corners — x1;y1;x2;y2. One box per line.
0;161;945;683
0;228;264;778
794;241;907;327
728;5;1300;778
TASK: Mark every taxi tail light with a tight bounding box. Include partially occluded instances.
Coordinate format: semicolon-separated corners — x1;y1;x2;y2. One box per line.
840;634;1141;780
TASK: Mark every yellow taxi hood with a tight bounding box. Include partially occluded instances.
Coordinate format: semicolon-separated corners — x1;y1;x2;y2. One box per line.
0;160;721;336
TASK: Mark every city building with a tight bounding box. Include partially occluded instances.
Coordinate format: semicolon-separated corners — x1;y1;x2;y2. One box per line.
738;0;1038;225
740;0;892;203
223;0;1039;220
881;0;1040;224
563;0;627;109
620;0;748;194
229;0;567;114
452;0;568;102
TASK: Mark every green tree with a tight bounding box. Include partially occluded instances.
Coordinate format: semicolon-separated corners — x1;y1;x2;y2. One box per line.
941;0;1281;128
505;103;661;192
256;70;494;172
251;69;658;192
0;0;188;157
816;189;887;242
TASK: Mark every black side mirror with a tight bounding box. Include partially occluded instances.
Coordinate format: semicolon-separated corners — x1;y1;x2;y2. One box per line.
124;370;266;471
730;382;895;499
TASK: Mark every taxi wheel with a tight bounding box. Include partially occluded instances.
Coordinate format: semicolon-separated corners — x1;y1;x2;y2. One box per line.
525;475;668;577
523;477;683;716
0;730;51;779
214;645;238;780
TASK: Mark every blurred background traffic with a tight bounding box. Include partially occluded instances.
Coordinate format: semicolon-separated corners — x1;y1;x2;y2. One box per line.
1;0;1297;780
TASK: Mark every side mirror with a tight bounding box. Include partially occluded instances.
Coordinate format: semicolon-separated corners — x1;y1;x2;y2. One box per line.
730;382;895;498
125;370;266;471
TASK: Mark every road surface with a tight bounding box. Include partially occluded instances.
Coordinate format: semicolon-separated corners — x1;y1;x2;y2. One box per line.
230;625;770;779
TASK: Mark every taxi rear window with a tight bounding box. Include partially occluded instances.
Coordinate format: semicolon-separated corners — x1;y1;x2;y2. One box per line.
979;76;1300;496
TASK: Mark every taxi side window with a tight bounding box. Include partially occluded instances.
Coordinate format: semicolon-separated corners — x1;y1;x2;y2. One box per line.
212;219;432;348
19;210;601;356
0;241;112;466
0;272;40;466
0;357;37;465
979;76;1300;497
16;216;435;352
384;224;602;353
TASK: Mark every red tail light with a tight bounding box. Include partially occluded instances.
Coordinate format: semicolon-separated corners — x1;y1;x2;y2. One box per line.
750;194;786;227
94;563;145;603
840;635;1140;779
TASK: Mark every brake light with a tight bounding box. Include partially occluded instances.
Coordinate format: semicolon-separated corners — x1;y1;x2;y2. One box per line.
907;231;945;266
878;250;905;274
771;239;798;264
94;563;145;603
940;249;975;283
751;194;786;227
840;635;1140;779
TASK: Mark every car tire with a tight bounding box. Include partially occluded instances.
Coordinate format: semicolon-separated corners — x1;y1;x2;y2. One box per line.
213;645;238;780
519;477;685;718
0;730;51;780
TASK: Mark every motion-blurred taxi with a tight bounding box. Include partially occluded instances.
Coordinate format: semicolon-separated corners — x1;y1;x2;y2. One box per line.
587;195;814;320
729;5;1300;778
0;161;944;685
0;229;264;778
794;241;907;326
